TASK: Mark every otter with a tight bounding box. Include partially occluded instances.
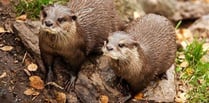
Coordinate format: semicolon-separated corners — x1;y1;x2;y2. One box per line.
38;0;124;91
102;14;176;94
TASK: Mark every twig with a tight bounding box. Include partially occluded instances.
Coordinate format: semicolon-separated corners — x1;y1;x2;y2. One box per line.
23;69;31;76
22;51;28;63
46;82;64;90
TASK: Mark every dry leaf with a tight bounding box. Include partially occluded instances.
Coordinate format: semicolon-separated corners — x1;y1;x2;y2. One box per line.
176;29;193;48
201;54;209;63
0;72;7;79
0;27;6;33
27;63;38;71
24;88;39;96
179;92;187;102
134;93;143;100
99;95;109;103
16;14;27;21
203;43;209;52
175;97;185;103
0;46;13;52
29;76;44;90
56;92;66;103
175;92;187;103
180;61;189;68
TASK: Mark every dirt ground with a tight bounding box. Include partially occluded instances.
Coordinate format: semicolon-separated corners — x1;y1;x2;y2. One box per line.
0;2;51;103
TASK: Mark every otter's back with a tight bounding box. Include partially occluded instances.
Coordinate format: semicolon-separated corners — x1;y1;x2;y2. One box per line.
126;14;176;74
69;0;124;54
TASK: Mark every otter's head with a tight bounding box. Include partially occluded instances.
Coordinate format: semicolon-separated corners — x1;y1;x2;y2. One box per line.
40;4;77;35
102;31;139;60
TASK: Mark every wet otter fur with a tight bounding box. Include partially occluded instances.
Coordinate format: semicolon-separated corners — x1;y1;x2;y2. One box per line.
102;14;176;94
38;0;124;91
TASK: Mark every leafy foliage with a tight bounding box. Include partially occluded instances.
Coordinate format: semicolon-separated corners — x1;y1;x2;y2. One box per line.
176;40;209;102
15;0;68;19
184;40;206;66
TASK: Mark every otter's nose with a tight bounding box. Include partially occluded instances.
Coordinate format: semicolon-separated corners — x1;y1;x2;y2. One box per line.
106;45;113;51
45;20;53;27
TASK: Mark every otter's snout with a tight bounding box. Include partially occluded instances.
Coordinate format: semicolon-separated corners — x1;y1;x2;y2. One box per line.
106;45;113;51
45;20;53;27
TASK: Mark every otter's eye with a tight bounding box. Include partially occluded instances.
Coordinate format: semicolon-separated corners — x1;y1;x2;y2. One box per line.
57;18;67;23
118;43;125;48
106;40;109;44
71;15;77;21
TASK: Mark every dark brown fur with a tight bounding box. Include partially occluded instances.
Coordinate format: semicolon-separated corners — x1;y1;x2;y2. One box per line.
102;14;176;93
38;0;124;91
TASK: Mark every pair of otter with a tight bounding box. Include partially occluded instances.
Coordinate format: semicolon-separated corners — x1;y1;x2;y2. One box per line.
38;0;176;97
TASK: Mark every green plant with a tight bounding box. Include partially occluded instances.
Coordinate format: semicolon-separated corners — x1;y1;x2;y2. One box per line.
184;40;206;66
15;0;68;19
176;40;209;103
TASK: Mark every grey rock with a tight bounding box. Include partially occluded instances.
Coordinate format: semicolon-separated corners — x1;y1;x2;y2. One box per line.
13;21;40;55
135;0;209;21
189;14;209;40
144;65;176;102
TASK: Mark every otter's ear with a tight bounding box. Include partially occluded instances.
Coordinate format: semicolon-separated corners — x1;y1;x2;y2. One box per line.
71;15;77;21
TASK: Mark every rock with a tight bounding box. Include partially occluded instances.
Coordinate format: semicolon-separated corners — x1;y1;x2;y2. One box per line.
172;1;209;21
13;21;40;55
143;65;176;102
189;14;209;40
12;21;45;72
140;0;177;20
134;0;209;21
115;0;145;22
75;57;121;102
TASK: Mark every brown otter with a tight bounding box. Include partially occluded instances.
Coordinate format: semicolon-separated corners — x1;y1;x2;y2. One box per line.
38;0;124;91
102;14;176;94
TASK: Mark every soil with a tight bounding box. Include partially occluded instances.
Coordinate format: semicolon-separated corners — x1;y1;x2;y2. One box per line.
0;2;49;103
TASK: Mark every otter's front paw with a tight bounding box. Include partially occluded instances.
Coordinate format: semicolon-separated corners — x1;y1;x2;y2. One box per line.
64;74;77;92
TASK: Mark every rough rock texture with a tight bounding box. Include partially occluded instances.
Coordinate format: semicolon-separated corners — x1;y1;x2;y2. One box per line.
115;0;145;22
144;65;176;102
13;21;40;55
189;14;209;41
124;0;209;21
13;20;176;102
172;1;209;21
140;0;177;20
